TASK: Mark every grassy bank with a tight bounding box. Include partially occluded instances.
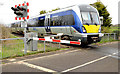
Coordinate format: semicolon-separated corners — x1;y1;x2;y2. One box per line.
1;38;67;59
0;26;67;59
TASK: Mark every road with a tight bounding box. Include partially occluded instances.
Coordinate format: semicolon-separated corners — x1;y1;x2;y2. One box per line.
2;42;119;74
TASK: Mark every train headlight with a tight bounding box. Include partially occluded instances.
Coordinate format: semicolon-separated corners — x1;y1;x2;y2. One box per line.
82;26;87;33
98;27;101;33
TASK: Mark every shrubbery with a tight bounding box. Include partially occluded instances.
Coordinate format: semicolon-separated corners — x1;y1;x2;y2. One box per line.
101;26;112;33
0;24;11;39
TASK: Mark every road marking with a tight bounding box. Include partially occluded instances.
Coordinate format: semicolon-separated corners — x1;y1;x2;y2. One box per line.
62;52;118;73
7;59;16;62
2;49;81;65
17;61;56;72
22;49;81;62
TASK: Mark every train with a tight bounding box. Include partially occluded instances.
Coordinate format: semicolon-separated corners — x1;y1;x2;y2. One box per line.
11;4;104;45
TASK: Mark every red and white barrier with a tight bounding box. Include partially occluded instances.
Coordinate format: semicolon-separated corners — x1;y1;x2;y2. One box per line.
33;37;81;45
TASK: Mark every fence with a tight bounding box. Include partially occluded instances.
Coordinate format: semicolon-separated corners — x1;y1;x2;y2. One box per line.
101;33;118;42
0;38;24;58
0;37;67;59
0;33;119;59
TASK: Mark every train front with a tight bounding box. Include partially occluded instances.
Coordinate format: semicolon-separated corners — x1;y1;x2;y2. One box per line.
78;5;104;44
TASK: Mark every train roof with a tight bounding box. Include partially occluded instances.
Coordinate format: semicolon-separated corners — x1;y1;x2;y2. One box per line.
30;4;97;19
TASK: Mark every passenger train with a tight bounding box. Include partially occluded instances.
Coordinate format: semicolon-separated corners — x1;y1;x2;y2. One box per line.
11;4;104;45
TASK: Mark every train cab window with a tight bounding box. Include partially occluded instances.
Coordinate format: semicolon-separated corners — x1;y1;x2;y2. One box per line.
81;12;92;24
91;12;100;25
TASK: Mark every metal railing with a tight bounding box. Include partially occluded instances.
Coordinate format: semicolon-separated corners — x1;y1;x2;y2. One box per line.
0;38;24;59
102;33;118;41
0;33;118;59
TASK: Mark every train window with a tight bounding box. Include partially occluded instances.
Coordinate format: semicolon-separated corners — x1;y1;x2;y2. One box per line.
62;15;75;26
90;12;100;25
81;12;92;24
27;18;39;27
51;14;75;26
38;19;45;26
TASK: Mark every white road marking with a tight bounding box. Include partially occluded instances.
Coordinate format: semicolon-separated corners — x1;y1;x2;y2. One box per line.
62;52;118;73
7;59;16;62
17;61;56;72
2;47;119;73
22;49;81;62
2;49;81;65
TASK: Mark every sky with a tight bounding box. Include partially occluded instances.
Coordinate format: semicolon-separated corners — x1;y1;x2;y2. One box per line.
0;0;119;25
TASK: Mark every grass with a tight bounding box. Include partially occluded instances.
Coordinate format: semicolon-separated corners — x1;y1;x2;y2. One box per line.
101;26;120;33
99;38;118;44
1;26;119;59
109;26;120;32
1;39;24;58
98;35;119;44
1;38;67;59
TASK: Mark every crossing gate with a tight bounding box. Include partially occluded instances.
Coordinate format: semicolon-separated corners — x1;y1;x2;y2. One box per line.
33;34;81;45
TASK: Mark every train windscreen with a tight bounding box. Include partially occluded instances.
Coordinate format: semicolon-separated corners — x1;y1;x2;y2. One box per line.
81;12;100;25
79;5;100;25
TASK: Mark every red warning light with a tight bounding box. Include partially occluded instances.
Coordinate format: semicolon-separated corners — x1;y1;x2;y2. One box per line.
15;17;17;20
23;17;25;20
22;3;25;6
26;2;29;6
19;17;21;20
15;5;17;8
27;16;29;19
19;4;21;6
27;9;29;12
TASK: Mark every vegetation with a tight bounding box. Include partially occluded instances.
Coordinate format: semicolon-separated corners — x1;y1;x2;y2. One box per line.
0;24;67;59
91;2;112;27
0;25;12;39
40;8;60;15
2;41;67;59
50;8;60;12
40;10;47;15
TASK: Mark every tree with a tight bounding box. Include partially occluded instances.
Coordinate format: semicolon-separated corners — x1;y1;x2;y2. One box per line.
40;10;47;15
91;2;112;27
40;8;60;14
51;8;60;11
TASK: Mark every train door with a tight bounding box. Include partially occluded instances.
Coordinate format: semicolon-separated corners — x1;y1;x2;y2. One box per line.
45;14;51;33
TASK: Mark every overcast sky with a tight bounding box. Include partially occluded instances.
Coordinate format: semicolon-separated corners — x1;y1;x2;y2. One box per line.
0;0;119;25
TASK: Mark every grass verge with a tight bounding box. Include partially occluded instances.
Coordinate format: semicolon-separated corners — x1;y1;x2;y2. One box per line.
1;40;67;59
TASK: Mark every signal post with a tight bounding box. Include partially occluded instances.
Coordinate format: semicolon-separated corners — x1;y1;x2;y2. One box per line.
11;1;29;54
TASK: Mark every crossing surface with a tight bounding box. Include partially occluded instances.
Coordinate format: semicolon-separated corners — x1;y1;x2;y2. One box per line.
2;41;119;73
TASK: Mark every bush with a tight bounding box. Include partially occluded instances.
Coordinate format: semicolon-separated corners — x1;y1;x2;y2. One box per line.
101;26;112;33
0;25;12;44
0;25;11;39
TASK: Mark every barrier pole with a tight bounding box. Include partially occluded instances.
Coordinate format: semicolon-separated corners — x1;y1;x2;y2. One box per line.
59;36;61;48
24;20;27;54
114;33;116;40
108;34;109;41
44;41;45;52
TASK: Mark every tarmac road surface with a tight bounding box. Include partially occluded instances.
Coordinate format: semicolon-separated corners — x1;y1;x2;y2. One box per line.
2;41;119;74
